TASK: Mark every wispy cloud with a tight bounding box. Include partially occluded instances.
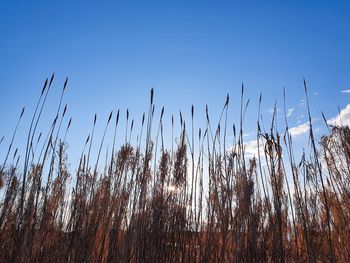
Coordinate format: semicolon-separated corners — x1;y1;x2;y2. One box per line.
289;122;310;137
227;137;265;159
267;108;281;115
341;89;350;94
243;131;255;138
296;114;304;124
240;121;311;158
297;114;304;120
230;104;350;159
227;104;350;164
327;104;350;126
286;108;294;117
243;138;265;158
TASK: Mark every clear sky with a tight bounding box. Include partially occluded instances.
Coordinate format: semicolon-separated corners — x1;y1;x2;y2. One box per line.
1;1;350;165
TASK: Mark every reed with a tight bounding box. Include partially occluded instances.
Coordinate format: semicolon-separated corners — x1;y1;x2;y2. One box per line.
0;78;348;262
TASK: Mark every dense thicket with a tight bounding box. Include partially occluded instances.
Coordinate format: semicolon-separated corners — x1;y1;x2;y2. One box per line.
1;77;349;262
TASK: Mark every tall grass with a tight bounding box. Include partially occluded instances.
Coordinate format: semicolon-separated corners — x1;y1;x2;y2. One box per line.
0;78;349;262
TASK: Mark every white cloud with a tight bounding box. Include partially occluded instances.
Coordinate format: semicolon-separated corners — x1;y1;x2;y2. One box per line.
228;104;350;159
286;108;294;117
313;92;319;95
341;90;350;94
227;138;265;159
267;108;281;115
242;137;281;159
235;122;311;158
244;139;263;158
243;131;255;138
327;104;350;127
288;122;310;137
296;114;304;121
227;123;310;161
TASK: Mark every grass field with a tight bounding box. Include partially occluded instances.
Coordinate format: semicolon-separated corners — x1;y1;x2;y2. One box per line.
1;77;349;262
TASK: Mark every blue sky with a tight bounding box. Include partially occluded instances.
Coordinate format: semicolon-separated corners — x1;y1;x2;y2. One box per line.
1;1;350;165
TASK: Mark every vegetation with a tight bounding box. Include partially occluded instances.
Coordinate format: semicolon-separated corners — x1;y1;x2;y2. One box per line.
0;76;349;262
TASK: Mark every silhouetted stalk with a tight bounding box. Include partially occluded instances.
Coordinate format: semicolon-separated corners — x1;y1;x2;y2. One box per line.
304;79;335;262
1;79;350;262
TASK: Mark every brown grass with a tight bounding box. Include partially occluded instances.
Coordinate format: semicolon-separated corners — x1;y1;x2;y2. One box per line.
0;77;348;262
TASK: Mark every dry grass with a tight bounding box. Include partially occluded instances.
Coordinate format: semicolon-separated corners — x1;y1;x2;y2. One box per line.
0;76;349;262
